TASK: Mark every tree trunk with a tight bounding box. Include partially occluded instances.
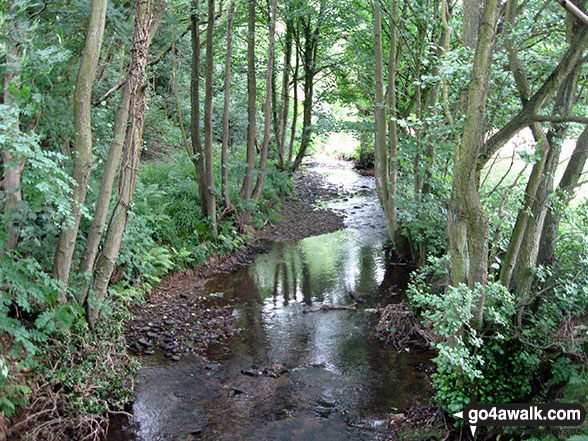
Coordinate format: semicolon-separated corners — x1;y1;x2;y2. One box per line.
384;0;400;242
78;82;131;302
373;0;392;239
53;0;109;300
538;125;588;265
204;0;217;233
277;15;294;169
292;20;318;172
240;0;257;199
422;0;449;197
288;47;300;164
2;26;22;253
87;0;163;329
449;0;500;330
221;0;236;208
463;0;482;48
252;0;278;201
191;0;208;214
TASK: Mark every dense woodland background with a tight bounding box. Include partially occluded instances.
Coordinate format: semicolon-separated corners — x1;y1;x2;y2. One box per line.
1;0;588;439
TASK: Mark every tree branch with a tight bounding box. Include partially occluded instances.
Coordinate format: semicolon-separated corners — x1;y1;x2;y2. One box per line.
533;114;588;124
478;27;588;169
555;0;588;28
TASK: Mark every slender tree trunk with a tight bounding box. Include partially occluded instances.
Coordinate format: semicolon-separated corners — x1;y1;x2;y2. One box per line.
413;27;425;201
241;0;257;199
292;21;318;172
288;48;299;164
252;0;277;201
277;16;294;169
78;83;131;302
449;0;500;330
384;0;400;242
53;0;109;300
87;0;163;329
422;0;449;197
191;0;208;214
538;125;588;265
221;0;236;208
373;0;392;239
204;0;217;233
2;28;22;253
172;24;191;153
271;60;279;150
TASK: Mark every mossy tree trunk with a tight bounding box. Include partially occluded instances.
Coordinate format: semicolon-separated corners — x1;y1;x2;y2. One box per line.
384;0;400;243
373;0;394;240
449;0;501;330
190;0;209;213
53;0;109;301
463;0;482;48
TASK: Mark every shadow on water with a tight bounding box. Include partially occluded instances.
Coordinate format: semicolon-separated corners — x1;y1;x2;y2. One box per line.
107;165;433;441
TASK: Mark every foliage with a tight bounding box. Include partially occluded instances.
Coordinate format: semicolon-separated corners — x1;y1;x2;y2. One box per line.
4;315;137;441
408;262;541;414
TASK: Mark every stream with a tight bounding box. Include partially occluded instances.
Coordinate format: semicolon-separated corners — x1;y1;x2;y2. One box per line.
107;164;434;441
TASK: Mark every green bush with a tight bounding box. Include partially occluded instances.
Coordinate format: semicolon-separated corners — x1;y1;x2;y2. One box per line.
408;262;540;414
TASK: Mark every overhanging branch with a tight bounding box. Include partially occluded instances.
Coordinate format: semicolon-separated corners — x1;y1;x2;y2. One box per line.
555;0;588;28
533;114;588;124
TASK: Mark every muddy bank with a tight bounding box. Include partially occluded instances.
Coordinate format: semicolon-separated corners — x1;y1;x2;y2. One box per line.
256;168;347;242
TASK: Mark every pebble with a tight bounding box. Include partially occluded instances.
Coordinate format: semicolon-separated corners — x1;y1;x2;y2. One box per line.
138;338;152;348
159;342;174;351
241;368;260;377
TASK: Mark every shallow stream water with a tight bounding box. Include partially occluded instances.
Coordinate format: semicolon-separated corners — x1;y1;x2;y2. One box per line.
107;165;433;441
